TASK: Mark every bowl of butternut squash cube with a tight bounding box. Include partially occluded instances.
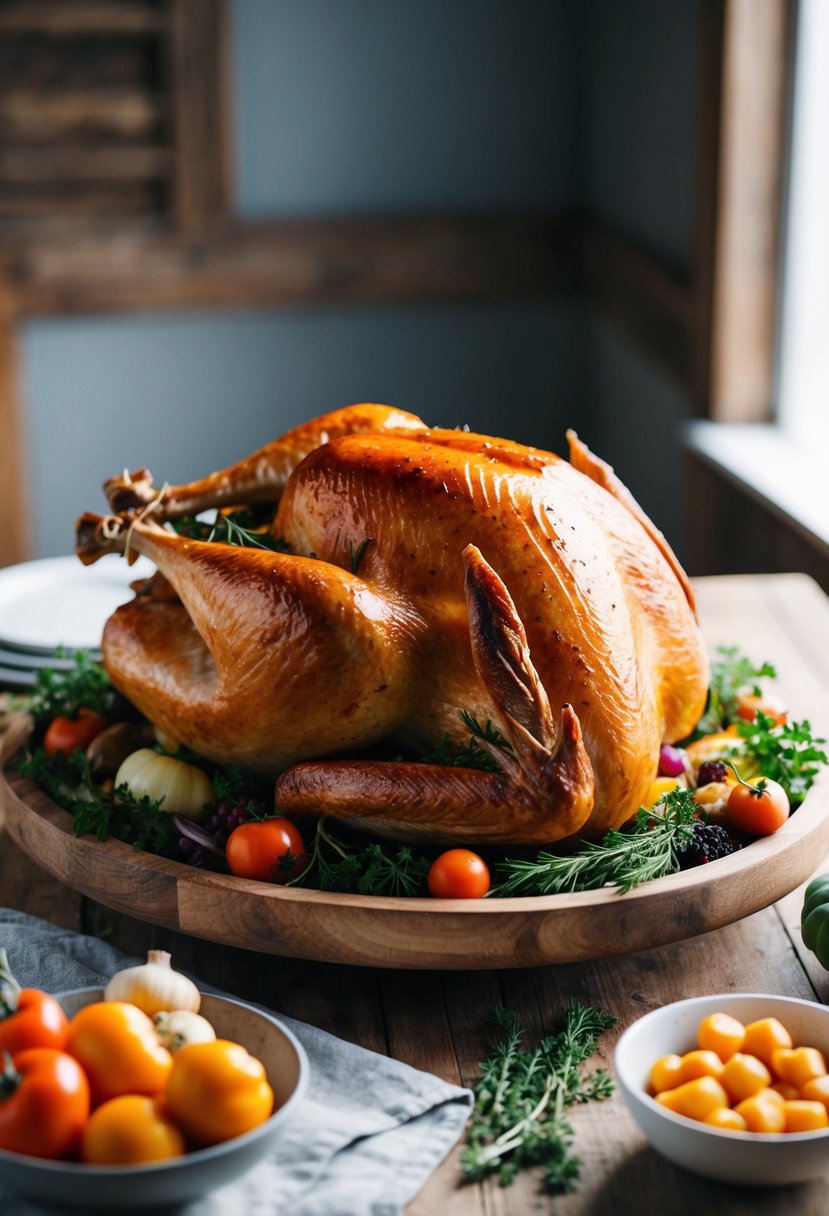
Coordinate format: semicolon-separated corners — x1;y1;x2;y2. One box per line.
615;993;829;1185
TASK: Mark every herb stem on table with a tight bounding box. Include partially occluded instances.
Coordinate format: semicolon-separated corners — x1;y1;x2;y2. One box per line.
461;1003;616;1193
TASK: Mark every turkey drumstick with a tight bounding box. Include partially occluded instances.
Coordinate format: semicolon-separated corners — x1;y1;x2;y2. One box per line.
103;403;426;518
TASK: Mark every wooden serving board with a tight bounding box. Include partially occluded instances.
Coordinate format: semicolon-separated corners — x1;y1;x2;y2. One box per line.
3;707;829;971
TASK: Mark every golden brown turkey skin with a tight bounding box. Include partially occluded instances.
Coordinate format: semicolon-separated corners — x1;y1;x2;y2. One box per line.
78;405;708;844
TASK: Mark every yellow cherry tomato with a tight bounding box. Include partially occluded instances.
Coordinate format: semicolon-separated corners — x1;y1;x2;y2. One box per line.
81;1095;185;1164
66;1002;173;1106
165;1039;274;1146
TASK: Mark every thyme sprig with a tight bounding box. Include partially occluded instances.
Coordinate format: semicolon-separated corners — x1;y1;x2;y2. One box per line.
461;1004;616;1192
493;788;698;897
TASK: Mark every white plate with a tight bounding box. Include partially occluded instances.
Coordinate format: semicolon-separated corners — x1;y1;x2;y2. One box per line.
0;556;153;654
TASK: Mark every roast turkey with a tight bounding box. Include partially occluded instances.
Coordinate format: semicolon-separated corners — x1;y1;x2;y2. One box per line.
76;404;708;846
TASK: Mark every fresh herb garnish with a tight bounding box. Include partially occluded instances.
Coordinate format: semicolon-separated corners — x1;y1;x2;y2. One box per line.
287;817;430;896
694;645;777;736
18;748;176;856
461;1003;616;1192
27;649;110;724
493;787;698;897
421;710;513;772
346;537;373;573
735;712;827;806
173;509;290;553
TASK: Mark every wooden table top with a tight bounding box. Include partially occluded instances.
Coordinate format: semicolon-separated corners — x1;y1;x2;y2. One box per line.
3;571;829;1213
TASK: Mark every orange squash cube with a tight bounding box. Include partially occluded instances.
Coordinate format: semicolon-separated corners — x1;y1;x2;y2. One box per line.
734;1092;786;1133
655;1076;729;1122
772;1047;827;1090
697;1012;745;1062
800;1074;829;1109
677;1050;725;1084
783;1100;829;1133
742;1018;793;1069
704;1107;748;1132
650;1054;683;1094
720;1053;772;1104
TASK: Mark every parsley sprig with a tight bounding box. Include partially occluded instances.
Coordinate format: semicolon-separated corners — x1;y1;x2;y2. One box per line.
693;645;777;737
287;816;430;896
27;650;111;724
493;788;698;897
461;1004;616;1192
18;747;176;856
735;711;827;806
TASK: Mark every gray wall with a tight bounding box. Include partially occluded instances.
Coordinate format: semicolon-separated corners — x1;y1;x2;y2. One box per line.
20;0;699;560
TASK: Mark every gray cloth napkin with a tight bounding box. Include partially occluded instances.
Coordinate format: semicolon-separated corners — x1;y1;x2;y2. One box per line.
0;910;473;1216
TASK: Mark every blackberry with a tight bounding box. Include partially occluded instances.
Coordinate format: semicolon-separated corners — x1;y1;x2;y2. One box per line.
177;837;217;869
696;759;729;787
678;822;741;869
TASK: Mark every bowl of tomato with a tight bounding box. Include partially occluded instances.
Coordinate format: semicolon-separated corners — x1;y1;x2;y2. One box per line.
615;993;829;1186
0;988;309;1209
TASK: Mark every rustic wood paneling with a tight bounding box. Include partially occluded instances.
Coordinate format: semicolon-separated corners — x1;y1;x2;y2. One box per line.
0;1;164;37
0;269;29;568
6;212;576;316
686;451;829;594
708;0;791;423
165;0;231;231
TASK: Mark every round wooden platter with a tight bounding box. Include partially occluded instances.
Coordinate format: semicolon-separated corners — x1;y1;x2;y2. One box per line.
3;713;829;971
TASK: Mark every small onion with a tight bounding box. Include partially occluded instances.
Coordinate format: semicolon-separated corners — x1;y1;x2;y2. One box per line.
658;744;687;778
114;749;212;821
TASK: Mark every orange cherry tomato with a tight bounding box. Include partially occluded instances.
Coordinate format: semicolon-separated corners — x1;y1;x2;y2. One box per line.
427;849;490;898
725;777;790;837
736;693;788;726
43;708;108;758
0;1048;90;1160
81;1094;185;1165
0;954;68;1055
165;1039;274;1147
66;1001;172;1106
225;818;307;883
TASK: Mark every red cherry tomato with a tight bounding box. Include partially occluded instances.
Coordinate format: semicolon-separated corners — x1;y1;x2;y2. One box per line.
0;979;68;1057
43;708;108;758
0;1048;90;1160
427;849;490;899
225;819;307;883
725;777;790;836
736;693;788;726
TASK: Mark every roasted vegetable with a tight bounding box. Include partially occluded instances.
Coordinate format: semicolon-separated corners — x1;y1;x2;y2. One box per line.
114;749;212;821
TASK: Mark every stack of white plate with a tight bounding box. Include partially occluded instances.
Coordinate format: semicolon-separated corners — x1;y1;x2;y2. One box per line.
0;555;153;687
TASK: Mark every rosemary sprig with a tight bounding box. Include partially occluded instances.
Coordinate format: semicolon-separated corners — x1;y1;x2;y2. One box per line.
346;537;373;573
421;710;513;772
173;509;291;553
493;787;698;897
461;1003;616;1192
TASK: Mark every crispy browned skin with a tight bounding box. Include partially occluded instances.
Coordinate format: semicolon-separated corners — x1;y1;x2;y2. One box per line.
76;404;708;844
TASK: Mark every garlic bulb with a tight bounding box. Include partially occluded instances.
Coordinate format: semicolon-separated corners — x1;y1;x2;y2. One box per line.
114;748;212;821
104;950;201;1015
153;1009;216;1053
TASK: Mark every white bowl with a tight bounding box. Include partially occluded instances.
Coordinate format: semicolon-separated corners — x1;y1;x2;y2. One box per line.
615;993;829;1186
0;987;309;1209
